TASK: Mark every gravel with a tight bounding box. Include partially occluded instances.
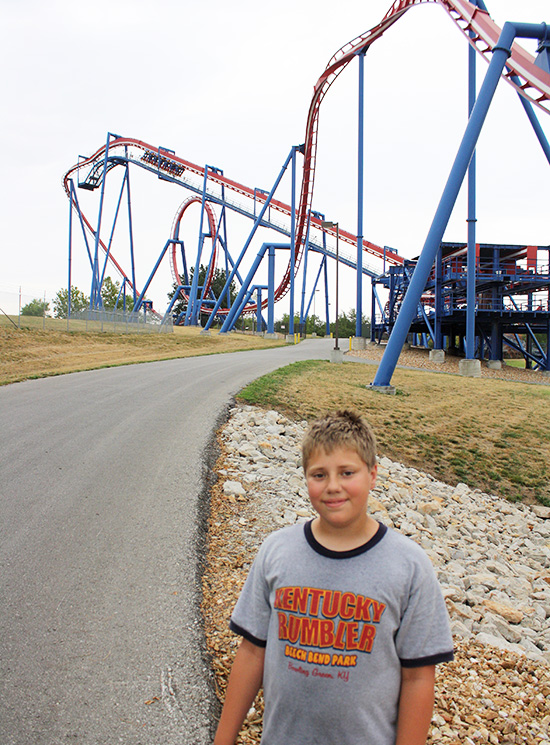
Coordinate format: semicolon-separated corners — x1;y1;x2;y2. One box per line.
346;345;550;385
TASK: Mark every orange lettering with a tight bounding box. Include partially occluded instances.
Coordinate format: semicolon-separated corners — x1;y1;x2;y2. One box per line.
274;588;285;610
334;620;346;650
346;621;360;650
309;588;324;616
371;600;386;623
281;587;294;611
293;586;310;614
319;619;334;647
299;617;320;646
322;591;341;618
339;592;356;620
358;623;377;653
278;611;289;640
287;614;301;644
353;595;373;621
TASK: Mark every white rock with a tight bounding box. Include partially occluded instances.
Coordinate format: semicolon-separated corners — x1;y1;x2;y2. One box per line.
223;480;246;496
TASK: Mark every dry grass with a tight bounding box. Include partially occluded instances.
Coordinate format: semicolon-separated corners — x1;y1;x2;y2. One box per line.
237;360;550;506
0;324;285;385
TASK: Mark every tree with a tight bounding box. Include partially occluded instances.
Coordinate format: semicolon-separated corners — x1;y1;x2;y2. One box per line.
53;287;90;318
330;310;371;339
100;276;134;312
21;298;50;317
168;265;237;323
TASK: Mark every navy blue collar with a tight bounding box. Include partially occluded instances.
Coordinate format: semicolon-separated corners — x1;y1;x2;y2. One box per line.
304;520;387;559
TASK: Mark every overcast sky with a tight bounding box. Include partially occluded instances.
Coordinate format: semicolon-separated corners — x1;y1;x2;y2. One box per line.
1;0;548;317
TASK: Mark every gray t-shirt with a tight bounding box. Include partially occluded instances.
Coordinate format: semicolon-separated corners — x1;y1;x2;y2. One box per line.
230;521;454;745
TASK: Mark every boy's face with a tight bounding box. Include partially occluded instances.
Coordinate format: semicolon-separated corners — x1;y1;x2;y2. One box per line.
305;446;377;533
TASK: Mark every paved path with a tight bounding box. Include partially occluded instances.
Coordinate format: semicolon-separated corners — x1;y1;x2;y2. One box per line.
0;339;331;745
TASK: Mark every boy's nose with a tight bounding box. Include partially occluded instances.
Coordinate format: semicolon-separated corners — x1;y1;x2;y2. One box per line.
326;474;341;492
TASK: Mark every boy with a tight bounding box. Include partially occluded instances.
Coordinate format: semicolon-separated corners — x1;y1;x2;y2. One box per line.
213;410;453;745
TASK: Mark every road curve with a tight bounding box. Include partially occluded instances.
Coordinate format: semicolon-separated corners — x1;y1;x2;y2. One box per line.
0;338;332;745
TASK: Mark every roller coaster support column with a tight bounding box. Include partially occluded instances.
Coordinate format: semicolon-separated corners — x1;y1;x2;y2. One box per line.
323;256;330;335
91;132;113;309
299;213;314;333
322;221;341;362
185;166;211;326
288;146;298;337
203;148;294;334
126;159;137;304
303;258;326;328
219;243;290;333
372;22;548;389
267;244;276;335
356;49;367;341
434;248;443;350
256;288;263;333
465;28;478;366
67;179;74;326
370;278;376;343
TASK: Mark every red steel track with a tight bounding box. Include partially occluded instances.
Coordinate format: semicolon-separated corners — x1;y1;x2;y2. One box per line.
62;0;550;308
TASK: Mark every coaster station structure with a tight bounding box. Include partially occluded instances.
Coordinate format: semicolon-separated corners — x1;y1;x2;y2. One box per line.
372;241;550;369
63;0;550;377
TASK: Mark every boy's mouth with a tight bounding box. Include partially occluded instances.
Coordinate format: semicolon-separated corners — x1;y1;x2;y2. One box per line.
323;497;347;508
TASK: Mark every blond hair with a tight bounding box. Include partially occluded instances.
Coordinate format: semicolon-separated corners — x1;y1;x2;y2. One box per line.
302;410;377;471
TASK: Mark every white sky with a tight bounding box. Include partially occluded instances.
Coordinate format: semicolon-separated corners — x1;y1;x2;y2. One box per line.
0;0;549;317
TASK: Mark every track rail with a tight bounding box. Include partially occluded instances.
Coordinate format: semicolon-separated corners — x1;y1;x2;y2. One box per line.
62;0;550;312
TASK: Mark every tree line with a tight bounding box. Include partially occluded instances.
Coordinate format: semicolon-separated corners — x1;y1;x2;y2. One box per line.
21;277;134;318
21;271;370;338
274;310;370;338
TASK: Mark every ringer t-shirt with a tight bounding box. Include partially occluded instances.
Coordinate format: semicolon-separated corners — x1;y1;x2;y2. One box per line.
230;520;454;745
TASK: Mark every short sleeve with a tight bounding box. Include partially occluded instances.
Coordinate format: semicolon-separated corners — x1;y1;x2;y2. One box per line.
395;551;454;667
229;540;273;647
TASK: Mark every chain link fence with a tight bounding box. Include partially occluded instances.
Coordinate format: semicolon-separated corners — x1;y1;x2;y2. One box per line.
0;288;172;334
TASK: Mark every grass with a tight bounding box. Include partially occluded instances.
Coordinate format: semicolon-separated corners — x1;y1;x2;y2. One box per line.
238;360;550;506
504;358;526;369
0;322;285;385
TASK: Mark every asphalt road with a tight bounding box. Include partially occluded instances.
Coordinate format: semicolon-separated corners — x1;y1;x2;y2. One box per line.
0;339;332;745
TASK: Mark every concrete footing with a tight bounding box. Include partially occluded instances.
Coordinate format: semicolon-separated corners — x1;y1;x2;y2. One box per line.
264;332;278;340
487;360;502;370
285;334;295;343
330;348;344;364
459;358;482;378
199;328;211;336
351;336;367;351
368;384;396;395
429;349;445;363
541;369;550;377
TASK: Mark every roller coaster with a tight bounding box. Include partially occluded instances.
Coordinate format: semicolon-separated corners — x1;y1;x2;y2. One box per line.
63;0;550;384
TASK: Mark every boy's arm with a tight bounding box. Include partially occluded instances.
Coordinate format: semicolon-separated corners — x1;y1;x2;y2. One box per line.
213;638;265;745
395;664;436;745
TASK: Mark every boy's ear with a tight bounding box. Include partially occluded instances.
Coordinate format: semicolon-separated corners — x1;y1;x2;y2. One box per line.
370;463;378;486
